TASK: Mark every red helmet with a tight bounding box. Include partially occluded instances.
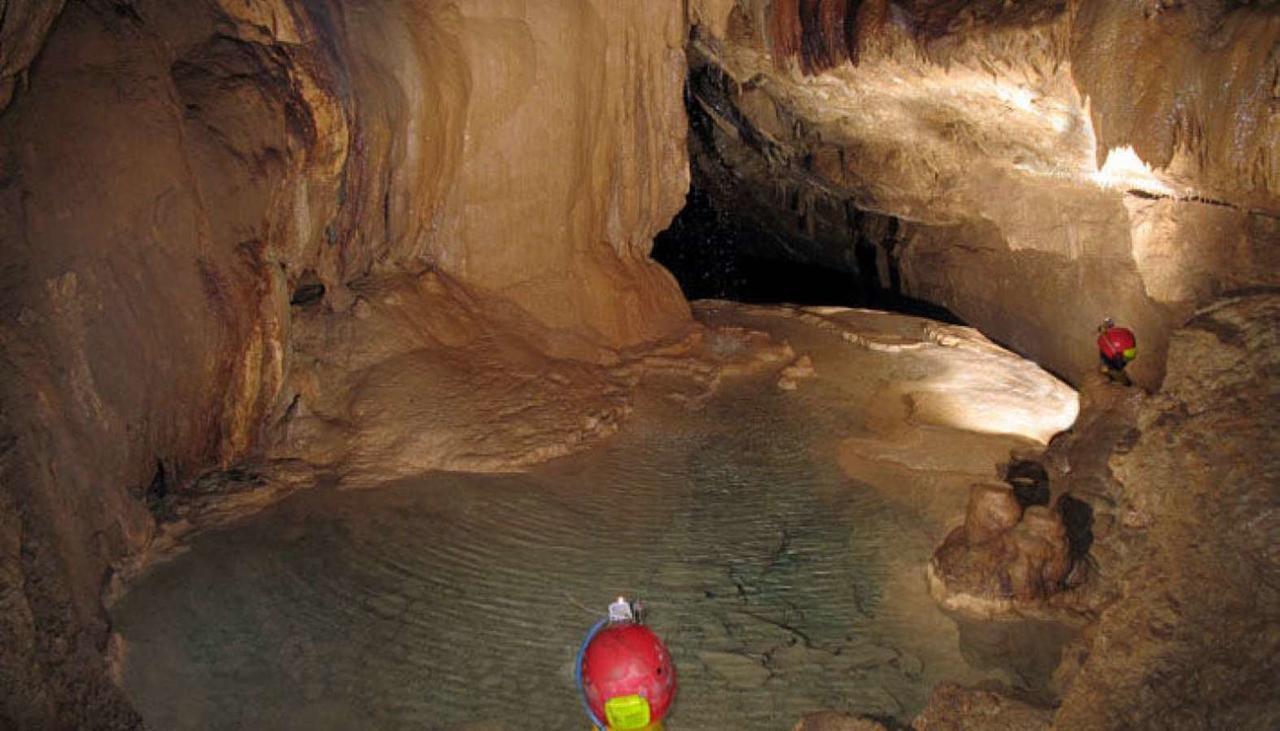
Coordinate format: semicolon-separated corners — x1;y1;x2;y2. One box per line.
581;623;677;729
1098;326;1136;360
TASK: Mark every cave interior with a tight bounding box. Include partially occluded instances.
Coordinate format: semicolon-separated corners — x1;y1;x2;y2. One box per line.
0;1;1277;729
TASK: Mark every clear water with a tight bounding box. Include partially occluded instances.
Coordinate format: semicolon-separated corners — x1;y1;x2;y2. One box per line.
113;310;1068;730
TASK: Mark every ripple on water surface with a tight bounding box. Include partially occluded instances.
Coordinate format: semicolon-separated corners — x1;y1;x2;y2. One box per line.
114;377;1057;730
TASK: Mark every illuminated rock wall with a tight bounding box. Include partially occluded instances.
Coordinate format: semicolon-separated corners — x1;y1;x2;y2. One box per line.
0;1;688;725
685;3;1280;725
686;0;1280;387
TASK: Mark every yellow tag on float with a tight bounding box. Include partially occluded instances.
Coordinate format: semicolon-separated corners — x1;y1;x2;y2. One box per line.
604;694;651;730
1123;347;1137;361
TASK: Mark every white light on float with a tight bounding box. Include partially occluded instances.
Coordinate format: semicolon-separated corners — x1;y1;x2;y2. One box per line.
1092;145;1176;196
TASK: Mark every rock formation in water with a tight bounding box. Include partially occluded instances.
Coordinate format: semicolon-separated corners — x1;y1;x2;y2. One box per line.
914;293;1276;730
927;482;1074;615
912;681;1054;730
0;1;690;726
1049;294;1280;730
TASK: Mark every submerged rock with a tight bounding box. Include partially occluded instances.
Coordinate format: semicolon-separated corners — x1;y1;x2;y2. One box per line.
777;353;817;390
699;650;772;689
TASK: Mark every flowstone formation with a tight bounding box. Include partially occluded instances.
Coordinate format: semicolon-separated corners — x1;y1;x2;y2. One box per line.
0;1;690;726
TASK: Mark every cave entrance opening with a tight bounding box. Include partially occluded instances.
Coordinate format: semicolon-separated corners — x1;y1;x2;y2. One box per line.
652;185;963;326
656;59;966;328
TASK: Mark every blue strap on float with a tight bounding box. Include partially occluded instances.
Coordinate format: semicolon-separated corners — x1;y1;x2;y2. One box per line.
576;618;608;730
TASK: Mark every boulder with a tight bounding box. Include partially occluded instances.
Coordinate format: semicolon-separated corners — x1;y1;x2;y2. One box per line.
930;484;1074;616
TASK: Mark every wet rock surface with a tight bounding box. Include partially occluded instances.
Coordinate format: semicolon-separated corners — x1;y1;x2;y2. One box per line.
1049;293;1280;730
928;484;1074;617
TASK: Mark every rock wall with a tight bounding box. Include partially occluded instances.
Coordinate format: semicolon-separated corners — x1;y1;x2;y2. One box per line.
685;0;1280;388
0;1;689;725
685;1;1280;727
1047;293;1280;729
0;1;68;109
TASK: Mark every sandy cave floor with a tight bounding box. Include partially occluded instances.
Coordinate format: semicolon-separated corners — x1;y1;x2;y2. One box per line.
108;301;1081;730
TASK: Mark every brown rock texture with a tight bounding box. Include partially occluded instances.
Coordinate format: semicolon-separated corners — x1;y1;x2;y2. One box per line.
928;483;1074;616
0;1;67;109
1072;1;1280;214
917;289;1279;726
1050;293;1280;730
962;483;1023;545
0;1;690;726
911;682;1052;731
685;0;1280;388
937;293;1280;729
793;710;891;731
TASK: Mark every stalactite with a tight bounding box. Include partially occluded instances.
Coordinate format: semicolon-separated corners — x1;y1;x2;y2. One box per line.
769;0;874;74
769;0;804;68
800;0;847;74
767;0;1068;75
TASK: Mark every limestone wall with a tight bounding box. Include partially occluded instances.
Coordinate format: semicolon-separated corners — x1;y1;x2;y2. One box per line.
0;1;689;725
685;2;1280;727
686;0;1280;387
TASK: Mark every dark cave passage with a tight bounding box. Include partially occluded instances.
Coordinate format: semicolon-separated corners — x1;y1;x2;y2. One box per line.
652;186;964;325
653;58;964;327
